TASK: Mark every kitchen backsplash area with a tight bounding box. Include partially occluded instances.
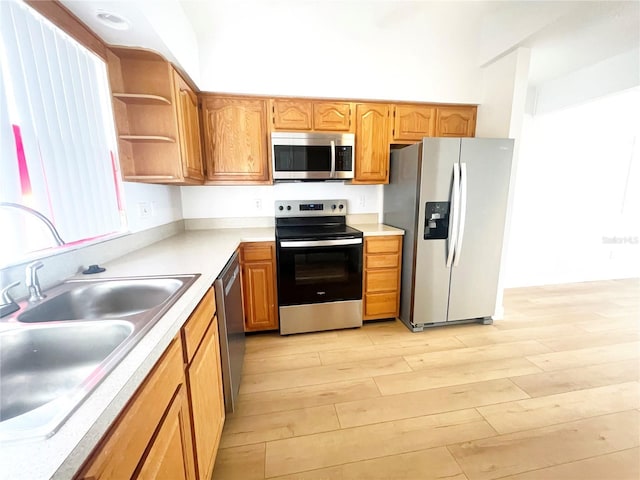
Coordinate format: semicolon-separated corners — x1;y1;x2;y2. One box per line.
180;183;383;221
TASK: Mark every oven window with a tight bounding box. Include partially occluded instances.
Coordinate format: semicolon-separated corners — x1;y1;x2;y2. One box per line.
274;145;331;171
295;252;349;285
277;243;363;306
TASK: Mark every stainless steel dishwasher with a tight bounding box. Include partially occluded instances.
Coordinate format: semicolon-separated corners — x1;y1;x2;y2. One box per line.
214;251;245;413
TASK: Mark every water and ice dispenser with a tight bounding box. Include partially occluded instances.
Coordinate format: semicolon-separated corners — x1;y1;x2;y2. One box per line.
423;202;450;240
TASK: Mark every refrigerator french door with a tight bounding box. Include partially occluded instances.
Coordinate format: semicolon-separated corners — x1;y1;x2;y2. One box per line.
384;138;513;331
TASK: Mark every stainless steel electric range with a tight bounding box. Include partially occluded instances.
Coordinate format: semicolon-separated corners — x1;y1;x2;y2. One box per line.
275;199;363;335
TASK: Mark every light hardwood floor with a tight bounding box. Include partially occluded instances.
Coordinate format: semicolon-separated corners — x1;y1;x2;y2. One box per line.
212;278;640;479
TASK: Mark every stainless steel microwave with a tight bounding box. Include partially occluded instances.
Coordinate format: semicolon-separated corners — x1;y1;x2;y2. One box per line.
271;132;355;181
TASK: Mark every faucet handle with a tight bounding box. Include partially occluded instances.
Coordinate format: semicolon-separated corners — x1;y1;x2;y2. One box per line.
1;281;20;306
27;260;44;271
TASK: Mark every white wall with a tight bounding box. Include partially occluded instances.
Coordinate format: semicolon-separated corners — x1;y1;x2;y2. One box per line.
181;183;381;219
505;87;640;287
476;48;531;138
123;182;183;232
190;1;484;103
534;47;640;115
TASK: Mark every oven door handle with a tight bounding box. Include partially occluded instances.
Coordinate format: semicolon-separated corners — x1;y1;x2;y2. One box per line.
280;238;363;248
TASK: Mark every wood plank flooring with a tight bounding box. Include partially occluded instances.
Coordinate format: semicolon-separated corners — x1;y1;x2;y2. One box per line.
213;278;640;479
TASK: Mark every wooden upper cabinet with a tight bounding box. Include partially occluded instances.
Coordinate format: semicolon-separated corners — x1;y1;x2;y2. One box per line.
271;99;312;130
271;99;352;132
107;48;203;185
436;106;477;137
173;70;204;182
201;96;271;184
313;102;351;131
354;103;390;184
392;104;436;142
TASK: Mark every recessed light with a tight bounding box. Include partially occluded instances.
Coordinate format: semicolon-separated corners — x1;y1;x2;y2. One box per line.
96;10;130;30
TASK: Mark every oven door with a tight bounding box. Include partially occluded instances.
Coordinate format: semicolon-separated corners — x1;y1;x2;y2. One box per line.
277;237;363;306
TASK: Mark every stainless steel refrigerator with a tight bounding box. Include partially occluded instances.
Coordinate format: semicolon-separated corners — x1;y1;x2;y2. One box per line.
383;138;514;331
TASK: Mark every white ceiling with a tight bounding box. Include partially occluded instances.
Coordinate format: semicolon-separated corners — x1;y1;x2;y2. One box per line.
61;0;639;87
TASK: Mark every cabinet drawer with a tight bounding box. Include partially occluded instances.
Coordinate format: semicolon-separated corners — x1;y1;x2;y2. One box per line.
241;242;274;262
182;288;215;364
365;236;402;254
77;337;184;479
365;269;399;293
364;292;398;317
366;253;400;269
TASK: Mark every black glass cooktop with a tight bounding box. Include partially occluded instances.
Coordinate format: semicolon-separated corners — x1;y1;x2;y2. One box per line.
276;223;362;240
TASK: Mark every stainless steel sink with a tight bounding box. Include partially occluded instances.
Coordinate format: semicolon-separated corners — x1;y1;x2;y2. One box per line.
0;321;133;439
0;274;199;441
18;278;186;322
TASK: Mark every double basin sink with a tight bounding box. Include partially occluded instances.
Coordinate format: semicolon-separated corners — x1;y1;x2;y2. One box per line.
0;274;198;441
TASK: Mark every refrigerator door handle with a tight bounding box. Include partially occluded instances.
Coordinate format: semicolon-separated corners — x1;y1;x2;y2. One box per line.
454;162;468;267
446;162;460;268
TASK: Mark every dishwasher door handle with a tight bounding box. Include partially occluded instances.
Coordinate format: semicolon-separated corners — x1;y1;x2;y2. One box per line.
225;265;240;296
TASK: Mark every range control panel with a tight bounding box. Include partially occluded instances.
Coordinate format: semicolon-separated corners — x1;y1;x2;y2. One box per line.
275;199;347;217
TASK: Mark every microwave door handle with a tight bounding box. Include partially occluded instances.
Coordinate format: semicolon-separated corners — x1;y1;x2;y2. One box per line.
330;140;336;178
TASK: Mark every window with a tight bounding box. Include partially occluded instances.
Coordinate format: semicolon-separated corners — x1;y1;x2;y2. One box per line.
0;0;125;266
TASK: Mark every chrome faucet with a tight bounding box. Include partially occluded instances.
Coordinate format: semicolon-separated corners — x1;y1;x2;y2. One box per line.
26;261;46;302
0;202;65;246
0;281;21;317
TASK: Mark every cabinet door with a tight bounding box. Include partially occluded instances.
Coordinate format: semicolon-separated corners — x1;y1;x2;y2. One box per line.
436;106;476;137
173;71;204;182
354;103;390;183
363;236;402;321
242;260;278;331
136;384;195;480
76;339;186;480
187;318;225;480
202;96;270;183
392;105;435;141
272;99;312;130
313;102;351;131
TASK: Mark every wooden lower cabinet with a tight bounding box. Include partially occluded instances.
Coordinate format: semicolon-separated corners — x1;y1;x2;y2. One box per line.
363;235;403;320
76;338;194;480
186;315;225;480
76;288;224;480
240;242;278;332
136;384;195;480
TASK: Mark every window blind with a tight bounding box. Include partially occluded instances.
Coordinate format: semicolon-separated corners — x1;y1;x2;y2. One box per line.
0;0;124;262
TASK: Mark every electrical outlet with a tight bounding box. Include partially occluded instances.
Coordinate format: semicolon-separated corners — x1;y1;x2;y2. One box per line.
254;199;262;210
359;195;366;208
138;201;151;218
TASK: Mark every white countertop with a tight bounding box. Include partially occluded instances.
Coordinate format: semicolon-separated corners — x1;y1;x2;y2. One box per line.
0;224;401;480
351;223;405;236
